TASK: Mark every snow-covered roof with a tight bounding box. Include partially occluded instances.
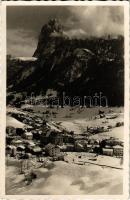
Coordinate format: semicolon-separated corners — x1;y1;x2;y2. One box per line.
7;145;16;149
17;145;25;150
24;132;33;136
13;140;23;144
113;145;123;149
102;148;113;152
32;147;42;152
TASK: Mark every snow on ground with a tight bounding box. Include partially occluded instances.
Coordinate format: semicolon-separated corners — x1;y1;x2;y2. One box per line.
6;160;123;195
15;57;37;61
6;116;26;128
59;113;124;137
64;152;123;169
89;126;123;141
7;107;25;115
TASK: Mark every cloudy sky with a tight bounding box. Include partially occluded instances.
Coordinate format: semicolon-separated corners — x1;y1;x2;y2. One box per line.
7;6;124;57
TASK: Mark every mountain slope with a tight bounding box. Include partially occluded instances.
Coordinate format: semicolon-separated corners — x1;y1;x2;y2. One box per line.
7;19;124;106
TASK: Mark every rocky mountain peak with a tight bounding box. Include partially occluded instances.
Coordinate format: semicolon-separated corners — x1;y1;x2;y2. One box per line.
33;18;64;57
41;18;63;37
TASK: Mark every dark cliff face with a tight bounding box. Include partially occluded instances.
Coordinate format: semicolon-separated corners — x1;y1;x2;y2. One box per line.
7;19;124;106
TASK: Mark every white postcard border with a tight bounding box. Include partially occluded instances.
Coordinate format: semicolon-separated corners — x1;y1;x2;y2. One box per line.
0;1;129;199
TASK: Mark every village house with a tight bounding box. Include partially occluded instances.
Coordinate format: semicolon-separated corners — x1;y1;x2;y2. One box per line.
74;142;84;152
40;129;51;145
17;145;25;153
50;131;63;145
11;139;23;147
23;132;33;140
116;122;124;127
63;133;74;143
102;148;113;156
35;118;43;124
86;144;93;152
24;141;36;148
93;144;100;154
31;146;42;156
65;143;74;152
6;145;17;157
105;137;122;147
59;144;67;152
24;126;34;132
6;135;15;145
16;128;24;136
6;126;16;136
45;143;60;157
40;130;63;146
74;140;88;152
113;145;123;157
88;139;99;145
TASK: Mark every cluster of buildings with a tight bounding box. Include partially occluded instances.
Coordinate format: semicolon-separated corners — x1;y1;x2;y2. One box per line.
6;111;124;162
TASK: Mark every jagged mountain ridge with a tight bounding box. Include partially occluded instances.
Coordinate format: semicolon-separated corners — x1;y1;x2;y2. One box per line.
7;19;124;106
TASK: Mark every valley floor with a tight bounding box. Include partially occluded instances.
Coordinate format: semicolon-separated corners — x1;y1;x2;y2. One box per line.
6;106;124;195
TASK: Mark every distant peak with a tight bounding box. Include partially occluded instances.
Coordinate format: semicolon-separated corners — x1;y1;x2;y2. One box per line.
41;18;63;36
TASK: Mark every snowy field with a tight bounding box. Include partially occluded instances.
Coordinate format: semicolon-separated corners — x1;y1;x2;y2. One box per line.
6;159;123;195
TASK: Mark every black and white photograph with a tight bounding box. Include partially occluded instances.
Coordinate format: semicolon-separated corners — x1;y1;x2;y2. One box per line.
1;1;129;197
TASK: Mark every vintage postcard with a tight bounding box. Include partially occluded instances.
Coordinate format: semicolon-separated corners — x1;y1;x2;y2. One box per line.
0;1;129;199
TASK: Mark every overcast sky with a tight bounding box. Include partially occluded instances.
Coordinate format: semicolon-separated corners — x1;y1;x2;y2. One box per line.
7;6;124;57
